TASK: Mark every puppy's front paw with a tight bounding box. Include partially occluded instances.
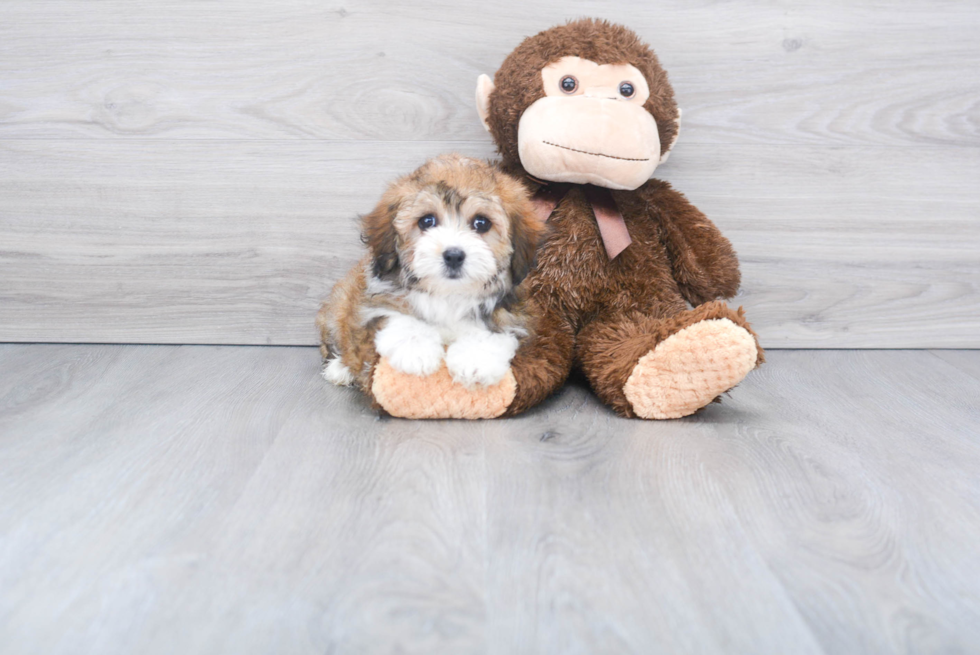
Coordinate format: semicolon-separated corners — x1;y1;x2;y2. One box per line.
388;344;444;377
374;314;445;377
446;332;519;388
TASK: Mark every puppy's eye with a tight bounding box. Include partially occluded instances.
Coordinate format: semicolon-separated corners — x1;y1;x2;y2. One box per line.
471;215;492;234
560;75;578;94
417;214;437;230
619;81;635;98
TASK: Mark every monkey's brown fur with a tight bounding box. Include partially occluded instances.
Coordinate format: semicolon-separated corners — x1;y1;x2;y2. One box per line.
489;19;764;417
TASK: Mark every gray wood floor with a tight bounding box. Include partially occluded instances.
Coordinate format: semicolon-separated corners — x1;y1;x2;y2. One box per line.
1;345;979;654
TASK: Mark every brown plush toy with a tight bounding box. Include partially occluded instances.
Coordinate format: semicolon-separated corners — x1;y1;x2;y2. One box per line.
365;18;763;419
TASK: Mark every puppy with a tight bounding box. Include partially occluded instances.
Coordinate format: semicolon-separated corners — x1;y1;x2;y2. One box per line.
317;154;545;393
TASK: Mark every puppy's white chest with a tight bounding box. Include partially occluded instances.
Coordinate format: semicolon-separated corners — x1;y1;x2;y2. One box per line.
407;292;490;342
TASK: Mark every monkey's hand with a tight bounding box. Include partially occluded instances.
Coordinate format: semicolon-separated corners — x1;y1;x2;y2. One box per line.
642;181;741;306
370;357;516;419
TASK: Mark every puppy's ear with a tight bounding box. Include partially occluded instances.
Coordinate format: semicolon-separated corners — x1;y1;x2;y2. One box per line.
361;199;401;279
508;202;546;286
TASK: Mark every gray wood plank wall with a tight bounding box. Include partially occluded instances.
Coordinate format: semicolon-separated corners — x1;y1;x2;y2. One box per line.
1;1;978;347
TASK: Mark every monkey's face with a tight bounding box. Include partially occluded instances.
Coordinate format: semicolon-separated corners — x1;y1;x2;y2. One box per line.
476;20;681;189
516;56;660;191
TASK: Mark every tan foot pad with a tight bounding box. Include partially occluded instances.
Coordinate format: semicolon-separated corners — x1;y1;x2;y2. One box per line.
372;357;515;419
623;318;758;419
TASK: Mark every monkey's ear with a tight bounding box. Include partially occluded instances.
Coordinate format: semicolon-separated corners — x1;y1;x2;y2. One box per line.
361;200;401;279
659;108;682;165
475;74;495;132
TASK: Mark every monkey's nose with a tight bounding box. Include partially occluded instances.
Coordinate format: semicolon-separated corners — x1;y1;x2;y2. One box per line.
443;248;466;270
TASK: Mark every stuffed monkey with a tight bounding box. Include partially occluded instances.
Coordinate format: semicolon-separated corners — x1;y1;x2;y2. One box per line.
363;18;763;419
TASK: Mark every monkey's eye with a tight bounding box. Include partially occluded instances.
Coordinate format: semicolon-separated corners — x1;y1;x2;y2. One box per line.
471;215;492;234
560;75;578;94
619;82;635;98
417;214;438;230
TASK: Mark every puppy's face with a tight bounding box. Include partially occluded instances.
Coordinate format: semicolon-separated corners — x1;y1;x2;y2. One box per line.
363;155;543;296
395;186;510;294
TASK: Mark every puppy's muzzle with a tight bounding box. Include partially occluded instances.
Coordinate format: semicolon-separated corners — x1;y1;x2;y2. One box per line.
443;248;466;277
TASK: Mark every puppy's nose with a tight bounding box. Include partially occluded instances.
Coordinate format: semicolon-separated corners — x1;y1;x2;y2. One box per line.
443;248;466;270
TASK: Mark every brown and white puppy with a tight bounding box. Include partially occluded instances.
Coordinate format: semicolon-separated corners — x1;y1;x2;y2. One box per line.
317;154;544;392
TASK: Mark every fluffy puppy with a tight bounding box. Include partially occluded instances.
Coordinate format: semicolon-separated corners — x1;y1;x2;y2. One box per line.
317;154;545;394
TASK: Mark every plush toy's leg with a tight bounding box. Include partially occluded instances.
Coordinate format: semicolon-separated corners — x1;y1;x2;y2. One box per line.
502;307;576;417
576;301;763;419
366;299;576;419
371;358;518;419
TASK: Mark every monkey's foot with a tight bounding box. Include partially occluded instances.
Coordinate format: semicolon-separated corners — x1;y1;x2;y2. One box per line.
372;357;515;419
623;318;758;419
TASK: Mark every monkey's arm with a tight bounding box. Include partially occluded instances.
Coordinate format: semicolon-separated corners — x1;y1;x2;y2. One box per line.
640;180;741;306
503;294;576;416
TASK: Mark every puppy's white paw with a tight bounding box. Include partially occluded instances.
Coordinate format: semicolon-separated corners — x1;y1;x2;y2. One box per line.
322;356;354;386
374;314;445;377
446;331;519;388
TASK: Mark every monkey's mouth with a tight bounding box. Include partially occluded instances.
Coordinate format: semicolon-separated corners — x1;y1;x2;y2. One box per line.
542;141;650;162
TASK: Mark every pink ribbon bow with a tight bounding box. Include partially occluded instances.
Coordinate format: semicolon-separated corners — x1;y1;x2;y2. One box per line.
530;184;632;260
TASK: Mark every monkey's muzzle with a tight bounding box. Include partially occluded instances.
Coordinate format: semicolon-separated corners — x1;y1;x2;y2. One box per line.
517;96;661;191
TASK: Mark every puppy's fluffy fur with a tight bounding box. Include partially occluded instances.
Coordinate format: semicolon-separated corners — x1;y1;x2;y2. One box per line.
317;154;545;392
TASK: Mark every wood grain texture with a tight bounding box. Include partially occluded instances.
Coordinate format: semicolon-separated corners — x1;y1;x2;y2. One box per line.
0;0;976;146
929;349;980;382
1;345;980;653
0;0;978;347
2;140;977;346
0;345;486;654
